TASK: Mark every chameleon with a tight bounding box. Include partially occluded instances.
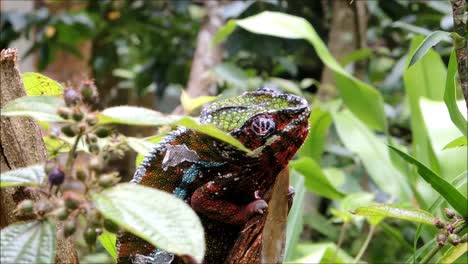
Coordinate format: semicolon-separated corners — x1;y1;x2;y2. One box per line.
117;87;310;264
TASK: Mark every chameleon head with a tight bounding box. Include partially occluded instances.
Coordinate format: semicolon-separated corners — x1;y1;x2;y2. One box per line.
200;87;310;165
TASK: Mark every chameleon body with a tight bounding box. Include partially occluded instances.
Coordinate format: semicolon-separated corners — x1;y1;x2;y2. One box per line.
117;88;310;264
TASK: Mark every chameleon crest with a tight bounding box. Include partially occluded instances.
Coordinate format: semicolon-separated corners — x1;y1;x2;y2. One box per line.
118;87;310;264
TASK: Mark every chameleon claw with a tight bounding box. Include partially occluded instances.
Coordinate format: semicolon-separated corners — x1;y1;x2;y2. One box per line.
254;190;262;200
247;199;268;215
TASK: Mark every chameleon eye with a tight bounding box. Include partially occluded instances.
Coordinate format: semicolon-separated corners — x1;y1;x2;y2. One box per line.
250;116;276;136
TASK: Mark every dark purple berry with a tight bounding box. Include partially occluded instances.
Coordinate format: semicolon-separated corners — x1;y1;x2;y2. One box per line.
63;88;81;106
48;167;65;185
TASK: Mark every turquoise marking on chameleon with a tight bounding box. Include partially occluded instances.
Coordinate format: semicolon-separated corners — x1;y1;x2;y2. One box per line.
172;162;225;199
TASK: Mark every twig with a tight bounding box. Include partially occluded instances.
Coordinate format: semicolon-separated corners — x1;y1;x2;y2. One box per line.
354;224;376;263
65;133;83;176
450;0;468;108
332;221;349;263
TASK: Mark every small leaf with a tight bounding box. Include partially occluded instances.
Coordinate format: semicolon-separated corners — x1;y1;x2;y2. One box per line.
213;19;237;45
0;96;65;122
353;204;435;225
98;231;117;261
21;72;63;96
388;145;468;216
175;117;252;154
409;31;451;67
444;50;467;138
180;91;217;114
290;157;345;200
126;137;155;156
0;164;46;187
91;183;205;263
284;170;305;260
0;220;56;264
99;106;182;126
443;136;468;150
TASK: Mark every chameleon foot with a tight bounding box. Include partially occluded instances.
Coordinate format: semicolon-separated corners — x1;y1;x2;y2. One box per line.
246;199;268;214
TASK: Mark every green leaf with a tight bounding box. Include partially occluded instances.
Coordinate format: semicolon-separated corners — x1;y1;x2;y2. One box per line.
180;90;217;114
438;242;467;263
388;145;468;216
91;183;205;263
126;137;155;156
409;31;451;67
403;36;445;174
331;192;375;223
443;136;468;150
290;157;345;200
135;135;165;167
21;72;63;96
0;164;46;187
297;108;332;161
333;110;412;201
213;19;237;45
341;48;373;66
284;170;305;261
212;63;248;89
175;117;252;154
99;106;182;126
43;136;70;158
353;204;435;225
235;11;386;131
444;50;467;138
98;231;117;261
0;96;65;122
0;220;56;264
303;211;339;240
287;242;354;264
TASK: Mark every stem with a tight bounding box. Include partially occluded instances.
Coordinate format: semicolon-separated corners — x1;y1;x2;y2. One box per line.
453;220;466;234
450;0;468;108
354;225;376;263
65;133;83;176
332;221;349;263
420;244;442;264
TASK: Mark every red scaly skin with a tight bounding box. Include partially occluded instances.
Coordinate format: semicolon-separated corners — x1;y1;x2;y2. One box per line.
117;88;310;264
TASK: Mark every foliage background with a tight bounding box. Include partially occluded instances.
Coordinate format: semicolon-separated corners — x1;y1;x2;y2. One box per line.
1;0;467;263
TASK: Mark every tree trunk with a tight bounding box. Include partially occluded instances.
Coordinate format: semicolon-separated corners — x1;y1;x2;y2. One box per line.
0;48;78;264
450;0;468;108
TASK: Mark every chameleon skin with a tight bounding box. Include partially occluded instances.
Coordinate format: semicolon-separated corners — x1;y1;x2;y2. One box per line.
117;88;310;264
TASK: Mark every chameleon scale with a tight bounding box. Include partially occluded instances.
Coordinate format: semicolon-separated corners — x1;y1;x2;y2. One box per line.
117;88;310;264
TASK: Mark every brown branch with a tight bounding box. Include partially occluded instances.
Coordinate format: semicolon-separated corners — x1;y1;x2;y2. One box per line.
450;0;468;108
0;48;78;264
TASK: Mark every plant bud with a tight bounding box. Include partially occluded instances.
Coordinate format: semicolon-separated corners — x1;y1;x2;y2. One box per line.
16;199;34;214
63;191;81;210
432;218;446;229
61;125;76;137
436;233;447;247
64;219;77;237
95;127;109;138
72;108;84;121
77;123;87;133
444;208;456;219
64;88;81;106
84;226;97;247
85;114;98;126
85;134;98;144
103;219;119;233
89;144;100;155
80;80;96;101
35;200;52;216
48;167;65;186
57;107;72;120
98;174;117;188
76;169;87;182
448;234;460;245
57;207;69;221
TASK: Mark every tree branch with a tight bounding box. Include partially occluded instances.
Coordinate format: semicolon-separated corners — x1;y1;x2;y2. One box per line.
450;0;468;108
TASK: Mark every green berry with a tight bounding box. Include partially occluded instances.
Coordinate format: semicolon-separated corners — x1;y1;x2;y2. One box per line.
95;127;109;138
444;208;456;219
57;207;69;221
76;169;87;182
103;219;119;233
72;108;84;121
17;199;34;214
98;174;115;188
63;192;80;210
64;219;76;237
84;227;97;247
57;107;72;120
61;125;76;137
89;144;100;155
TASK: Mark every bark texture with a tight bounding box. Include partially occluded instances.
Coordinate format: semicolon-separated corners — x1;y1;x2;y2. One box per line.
0;48;77;264
450;0;468;108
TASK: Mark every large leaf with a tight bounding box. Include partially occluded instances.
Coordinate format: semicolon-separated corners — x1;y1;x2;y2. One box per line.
287;242;354;264
21;72;63;96
408;31;451;67
99;106;181;126
444;50;467;138
297;108;332;161
126;137;155;156
353;204;435;225
443;136;468;150
98;231;117;261
91;183;205;263
333;110;412;201
0;220;56;264
175;117;252;154
233;11;386;131
290;157;345;200
284;170;305;261
403;36;446;173
0;164;46;187
0;96;65;122
388;145;467;216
